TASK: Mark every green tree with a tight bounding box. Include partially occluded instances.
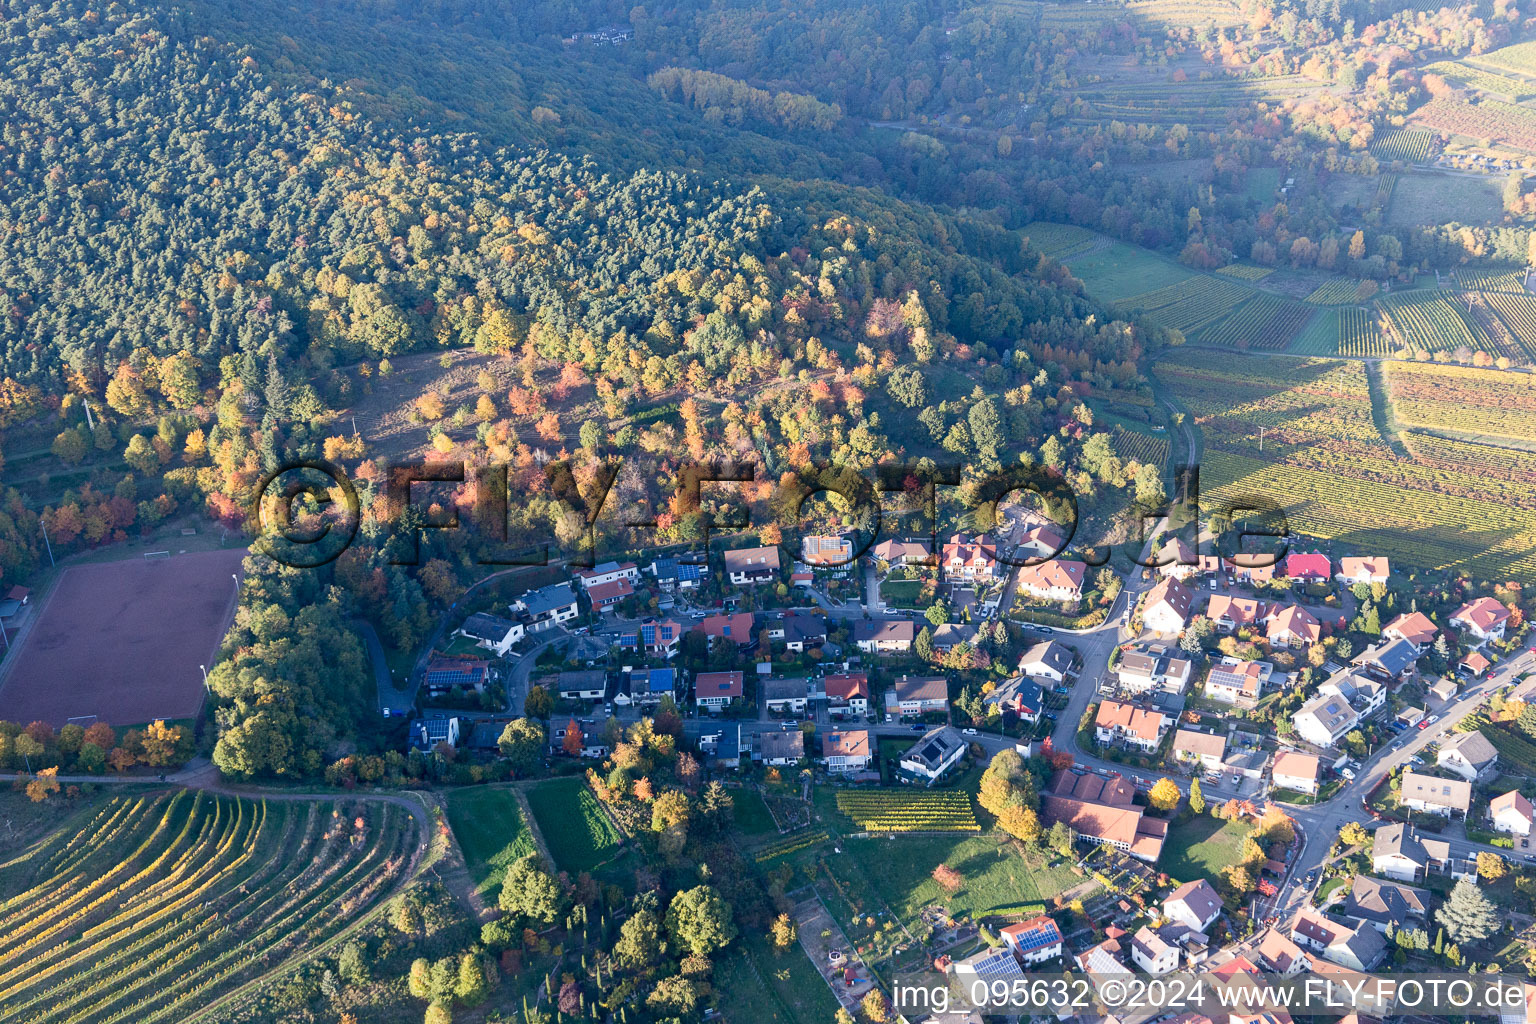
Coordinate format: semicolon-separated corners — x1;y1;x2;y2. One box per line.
338;939;371;986
925;602;949;627
499;854;563;923
665;885;737;957
613;906;665;971
1436;878;1499;944
51;428;88;465
455;953;488;1007
497;718;546;776
523;685;553;719
123;433;159;474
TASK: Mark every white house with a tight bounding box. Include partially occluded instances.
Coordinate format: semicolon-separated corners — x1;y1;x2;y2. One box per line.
900;726;966;781
821;729;872;773
1336;557;1389;585
1450;597;1511;641
1117;646;1192;694
1399;770;1471;817
1271;751;1320;795
694;671;744;712
884;675;949;718
1018;640;1074;684
1141;577;1194;635
825;673;870;717
1492;790;1535;836
722;545;779;586
1094;700;1167;753
556;669;608;702
510;582;580;631
574;560;639;589
1291;693;1358;748
762;677;810;715
1204;658;1270;705
1016;559;1086;602
1130;926;1179;975
1000;916;1064;964
1436;731;1499;783
1172;730;1226;771
1163;879;1223;933
454;613;525;657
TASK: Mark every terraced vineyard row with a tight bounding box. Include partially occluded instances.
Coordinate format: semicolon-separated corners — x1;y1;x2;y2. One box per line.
1471;39;1536;77
1484;291;1536;361
1154;350;1381;444
835;791;979;832
1385;361;1536;441
1111;428;1171;467
1456;267;1528;293
1216;263;1273;281
1377;291;1480;353
1374;173;1397;209
1303;278;1364;305
1403;431;1536;486
1195;294;1311;349
1118;275;1252;335
0;791;418;1024
1369;129;1435;163
754;830;829;863
1022;221;1100;262
1415;99;1536;151
1425;61;1536;100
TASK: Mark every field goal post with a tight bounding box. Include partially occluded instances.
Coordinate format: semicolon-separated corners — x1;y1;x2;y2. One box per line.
142;550;171;561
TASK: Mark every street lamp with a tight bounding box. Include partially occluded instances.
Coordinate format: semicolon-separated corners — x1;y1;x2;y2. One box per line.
199;664;209;692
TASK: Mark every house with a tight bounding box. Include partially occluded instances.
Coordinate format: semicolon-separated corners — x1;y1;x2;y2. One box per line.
1291;693;1358;748
699;723;741;770
1267;605;1321;647
871;538;932;565
1350;638;1420;683
1384;611;1438;649
423;658;491;697
1204;658;1271;705
1129;926;1179;975
999;916;1064;964
1117;645;1192;694
821;729;873;772
1427;677;1458;704
618;618;686;656
1436;730;1499;782
1337;557;1390;585
1041;771;1167;862
950;945;1026;983
574;560;638;589
1318;668;1386;718
1289;908;1386;971
630;667;677;705
1254;928;1310;974
1397;706;1426;728
1399;770;1472;817
1094;700;1168;752
753;728;805;765
587;578;634;611
900;725;967;781
884;675;949;718
1373;823;1453;882
1224;553;1278;585
1224;747;1271;781
782;613;827;652
1016;521;1068;560
1172;730;1227;771
1450;596;1511;640
1016;559;1086;601
763;677;810;715
824;673;870;717
454;613;525;657
801;534;853;567
694;671;744;712
1074;935;1130;976
930;622;979;653
941;533;998;582
854;619;915;653
984;677;1043;722
722;545;780;586
1018;640;1074;684
1141;577;1194;634
411;715;461;751
1208;595;1266;632
1156;536;1200;579
649;555;708;590
696;612;758;648
1271;751;1320;795
1492;789;1535;836
1284;552;1332;581
556;669;608;702
1343;876;1430;933
510;582;580;631
550;718;610;759
1164;879;1223;933
1461;650;1492;677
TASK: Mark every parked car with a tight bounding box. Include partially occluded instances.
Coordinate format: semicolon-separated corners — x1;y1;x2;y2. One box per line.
1209;579;1217;590
1426;714;1440;724
1230;774;1241;786
962;728;977;736
910;724;926;732
1340;768;1356;780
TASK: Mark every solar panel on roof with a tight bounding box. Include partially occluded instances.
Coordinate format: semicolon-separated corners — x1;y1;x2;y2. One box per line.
1012;923;1061;952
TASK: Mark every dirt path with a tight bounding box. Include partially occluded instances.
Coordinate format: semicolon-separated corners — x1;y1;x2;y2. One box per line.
1364;360;1411;458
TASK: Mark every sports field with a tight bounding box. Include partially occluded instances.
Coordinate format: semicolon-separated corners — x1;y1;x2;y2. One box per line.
0;548;244;726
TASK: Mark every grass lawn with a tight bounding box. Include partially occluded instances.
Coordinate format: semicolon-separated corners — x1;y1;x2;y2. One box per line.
715;934;842;1024
526;777;622;873
1070;242;1196;303
1162;816;1252;885
445;786;536;897
841;834;1077;926
734;789;778;836
879;578;926;607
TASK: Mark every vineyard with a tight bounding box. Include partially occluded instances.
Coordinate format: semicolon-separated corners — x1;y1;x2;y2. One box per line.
1485;291;1536;360
1385;361;1536;441
1157;348;1536;579
1414;99;1536;151
1470;40;1536;77
1455;267;1528;293
753;829;829;863
1112;427;1171;467
1338;308;1394;356
1374;173;1397;209
1377;291;1481;353
1425;61;1536;100
1022;221;1101;262
1369;129;1435;163
1116;275;1253;335
1303;278;1364;305
0;791;419;1024
835;791;980;833
1216;263;1273;281
1194;293;1312;350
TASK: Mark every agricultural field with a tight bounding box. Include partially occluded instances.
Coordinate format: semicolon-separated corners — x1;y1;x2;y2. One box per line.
753;829;829;863
1157;348;1536;580
1377;291;1482;353
1413;99;1536;152
1022;221;1101;262
1216;263;1274;282
0;791;419;1024
1067;241;1196;303
1388;172;1504;226
1303;278;1365;305
1369;129;1435;163
1425;61;1536;100
1195;293;1312;349
525;777;622;872
1111;428;1171;467
835;790;979;833
1116;275;1254;336
1456;267;1529;293
1484;291;1536;360
1385;361;1536;442
444;786;535;897
1470;40;1536;78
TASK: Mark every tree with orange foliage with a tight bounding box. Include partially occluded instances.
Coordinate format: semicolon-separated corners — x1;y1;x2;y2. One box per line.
563;718;584;757
26;766;60;803
633;776;655;801
535;412;562;442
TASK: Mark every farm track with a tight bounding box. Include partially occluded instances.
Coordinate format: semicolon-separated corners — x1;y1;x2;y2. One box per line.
1363;362;1410;459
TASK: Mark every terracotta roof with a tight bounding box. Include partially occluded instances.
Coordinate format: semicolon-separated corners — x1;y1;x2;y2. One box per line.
1267;604;1321;643
1209;594;1265;626
1173;729;1226;760
1143;576;1194;624
1272;751;1319;781
1492;789;1535;823
1384;611;1438;645
1452;596;1511;632
1339;556;1389;580
586;578;634;603
1016;559;1086;592
695;671;744;699
1095;699;1166;741
821;729;871;759
824;673;869;700
696;612;758;643
1284;552;1332;579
